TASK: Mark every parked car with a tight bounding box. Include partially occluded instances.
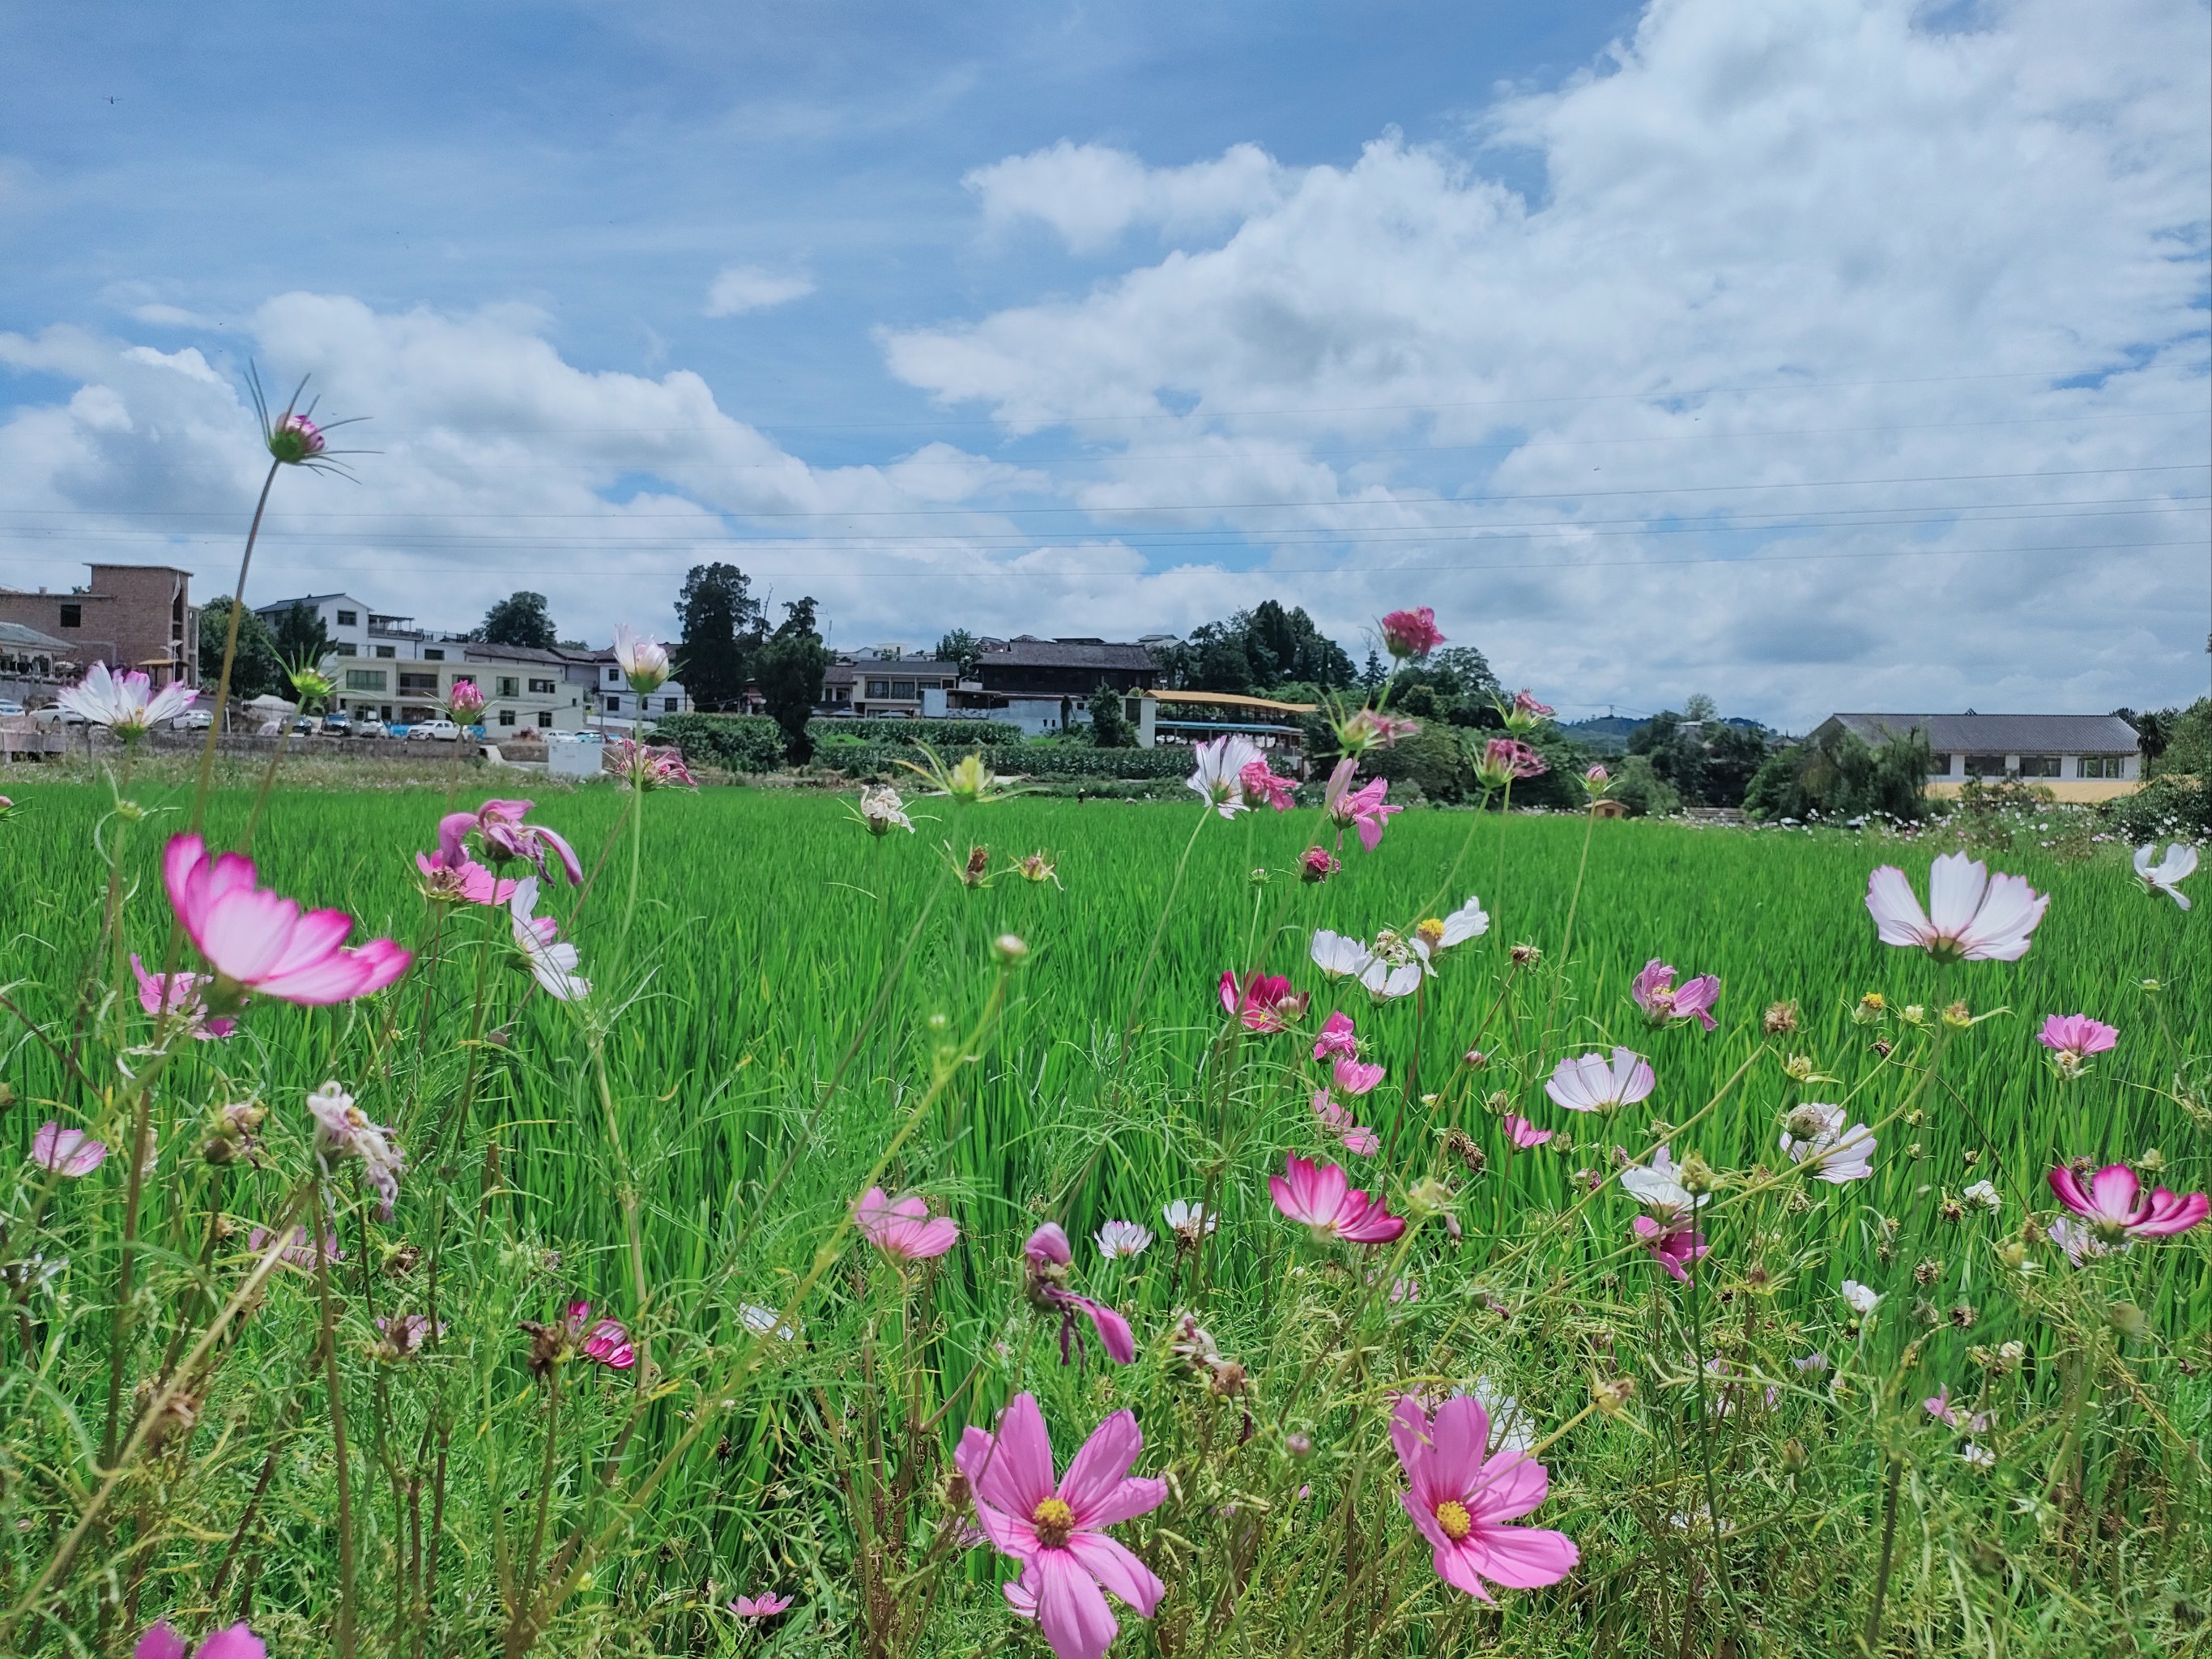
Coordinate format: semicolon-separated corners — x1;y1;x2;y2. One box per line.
406;719;463;742
0;699;26;718
352;717;389;739
321;713;352;736
171;708;214;730
289;717;316;736
31;705;86;727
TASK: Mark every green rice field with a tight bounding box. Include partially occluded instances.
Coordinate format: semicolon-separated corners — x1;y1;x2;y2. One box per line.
0;773;2206;1657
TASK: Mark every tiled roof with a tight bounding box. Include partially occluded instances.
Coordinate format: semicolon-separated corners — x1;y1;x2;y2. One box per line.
979;638;1159;671
1822;713;2139;754
0;620;75;652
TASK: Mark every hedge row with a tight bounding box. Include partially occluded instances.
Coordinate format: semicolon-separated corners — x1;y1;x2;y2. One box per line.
654;713;1191;782
651;714;786;773
812;716;1027;747
814;744;1195;783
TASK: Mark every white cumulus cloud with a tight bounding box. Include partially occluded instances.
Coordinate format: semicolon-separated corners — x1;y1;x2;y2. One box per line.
965;139;1285;253
705;265;816;317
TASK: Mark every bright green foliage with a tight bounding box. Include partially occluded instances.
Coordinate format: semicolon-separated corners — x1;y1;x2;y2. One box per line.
1746;723;1933;822
0;780;2204;1657
196;597;288;702
1086;683;1136;748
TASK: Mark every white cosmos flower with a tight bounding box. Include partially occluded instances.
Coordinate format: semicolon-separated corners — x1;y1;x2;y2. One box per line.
1779;1104;1877;1183
1960;1442;1997;1470
1545;1047;1656;1112
612;624;671;693
741;1303;797;1341
2133;842;2197;910
1620;1143;1707;1214
1162;1200;1217;1236
56;661;198;736
1963;1179;2002;1213
1865;851;2048;962
1308;928;1425;1000
1839;1279;1882;1315
1411;894;1490;962
1464;1377;1534;1457
1187;734;1264;819
1096;1220;1153;1260
509;876;590;1002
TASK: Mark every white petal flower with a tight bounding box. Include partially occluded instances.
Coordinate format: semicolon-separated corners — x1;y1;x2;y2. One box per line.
56;662;198;736
1187;735;1264;819
1839;1279;1881;1315
1779;1104;1877;1183
1162;1200;1217;1236
509;876;590;1002
1095;1220;1153;1260
1865;852;2048;962
1621;1143;1707;1213
2133;842;2197;910
1309;928;1371;979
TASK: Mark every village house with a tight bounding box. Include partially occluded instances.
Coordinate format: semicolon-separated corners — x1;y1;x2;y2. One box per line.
1808;711;2144;802
0;563;198;686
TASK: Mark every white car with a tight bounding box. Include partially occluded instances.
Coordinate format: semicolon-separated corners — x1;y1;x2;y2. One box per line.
171;708;214;730
352;717;390;739
0;699;25;718
31;705;87;727
406;719;464;742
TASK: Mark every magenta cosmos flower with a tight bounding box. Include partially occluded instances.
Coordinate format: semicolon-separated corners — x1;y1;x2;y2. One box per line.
30;1121;108;1177
1389;1395;1578;1603
729;1592;792;1620
1332;1053;1385;1097
518;1301;635;1374
1312;1010;1358;1060
1024;1224;1137;1365
1238;758;1297;811
957;1392;1166;1659
1631;1216;1709;1282
1502;1113;1554;1149
2047;1164;2207;1243
445;678;487;721
131;953;236;1039
855;1187;959;1260
1268;1154;1404;1243
1473;737;1548;790
1865;852;2048;962
136;1622;265;1659
1631;959;1720;1031
437;799;583;885
1380;607;1445;659
1545;1047;1655;1113
1299;845;1341;884
1322;758;1401;851
163;836;411;1007
415;849;517;906
2039;1014;2117;1066
1218;970;1309;1033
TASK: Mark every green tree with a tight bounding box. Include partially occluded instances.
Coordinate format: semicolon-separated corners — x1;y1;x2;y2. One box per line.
1609;754;1681;817
754;597;831;764
268;603;331;672
1744;726;1932;822
197;598;287;702
1087;683;1136;748
475;591;559;650
675;562;765;712
1152;603;1355;693
934;629;980;677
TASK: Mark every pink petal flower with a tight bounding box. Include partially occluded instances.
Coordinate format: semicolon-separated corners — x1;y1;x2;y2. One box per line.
2038;1013;2118;1060
1219;970;1309;1034
1631;1215;1707;1282
1502;1114;1554;1149
415;850;518;906
729;1592;793;1619
1268;1153;1404;1243
1380;607;1446;659
29;1121;107;1178
1866;853;2048;962
565;1301;636;1369
1544;1047;1655;1112
438;800;583;885
136;1624;266;1659
2048;1162;2208;1240
1312;1011;1359;1060
1389;1395;1577;1604
855;1186;960;1260
1332;1054;1386;1098
163;835;411;1006
1236;758;1297;811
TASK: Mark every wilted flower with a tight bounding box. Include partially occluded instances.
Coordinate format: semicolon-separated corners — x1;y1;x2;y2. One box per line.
414;850;517;906
1336;707;1422;753
1096;1221;1153;1260
1501;689;1554;734
1299;845;1340;883
855;1188;959;1260
518;1301;635;1375
1779;1104;1877;1183
509;877;590;1001
856;784;914;836
29;1121;108;1178
1379;607;1445;659
1631;959;1720;1030
2133;842;2197;909
1545;1048;1655;1113
439;799;582;885
1321;757;1401;851
604;738;696;791
373;1313;445;1358
1187;735;1266;818
956;1393;1166;1659
1762;1000;1801;1036
1473;738;1548;791
1388;1394;1578;1602
1865;852;2048;963
1023;1224;1136;1366
612;624;671;694
1010;850;1061;885
305;1081;405;1220
2047;1163;2207;1243
164;835;411;1007
1237;758;1298;810
1632;1216;1707;1282
56;662;197;738
1269;1154;1405;1243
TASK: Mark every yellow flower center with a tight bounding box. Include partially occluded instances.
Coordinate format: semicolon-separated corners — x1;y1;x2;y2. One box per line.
1435;1499;1473;1542
1031;1496;1076;1547
1414;918;1446;949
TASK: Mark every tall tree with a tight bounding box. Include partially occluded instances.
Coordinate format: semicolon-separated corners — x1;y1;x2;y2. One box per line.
1152;603;1355;693
934;629;981;677
198;598;287;702
1087;682;1136;747
269;603;332;672
674;562;764;711
476;591;558;650
753;596;831;762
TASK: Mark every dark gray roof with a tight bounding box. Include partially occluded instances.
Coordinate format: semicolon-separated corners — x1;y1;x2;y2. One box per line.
979;638;1159;671
253;593;356;613
1820;713;2139;755
0;620;75;652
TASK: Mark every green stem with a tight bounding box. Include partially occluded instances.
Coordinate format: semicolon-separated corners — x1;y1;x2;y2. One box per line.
313;1183;359;1659
189;458;283;837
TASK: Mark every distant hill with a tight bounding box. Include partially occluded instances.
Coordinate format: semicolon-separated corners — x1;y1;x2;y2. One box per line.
1559;714;1641;754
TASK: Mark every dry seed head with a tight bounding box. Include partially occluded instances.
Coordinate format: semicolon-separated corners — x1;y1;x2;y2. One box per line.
1762;1000;1801;1035
1913;1257;1944;1286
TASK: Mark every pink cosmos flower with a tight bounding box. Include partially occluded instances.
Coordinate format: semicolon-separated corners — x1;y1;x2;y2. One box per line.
1299;845;1341;884
1630;959;1720;1031
2038;1014;2117;1064
1865;852;2048;963
1332;1053;1385;1097
1921;1384;1991;1433
1388;1394;1577;1604
1023;1224;1137;1366
135;1622;266;1659
1322;758;1401;851
30;1121;107;1177
130;953;236;1040
445;679;487;721
606;738;697;791
2047;1164;2207;1242
1474;737;1548;789
1631;1216;1708;1282
163;835;411;1006
58;662;198;737
1502;1114;1554;1149
566;1301;636;1369
613;624;672;694
1219;970;1309;1033
1337;708;1422;751
1380;608;1446;659
1312;1010;1359;1060
957;1393;1166;1659
1544;1047;1656;1113
1312;1091;1382;1158
1268;1154;1404;1243
729;1593;793;1620
855;1187;960;1260
415;850;518;906
437;799;583;885
1584;764;1611;791
1237;758;1297;811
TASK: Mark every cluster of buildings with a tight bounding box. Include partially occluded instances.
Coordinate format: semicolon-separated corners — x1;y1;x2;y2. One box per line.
1810;713;2145;804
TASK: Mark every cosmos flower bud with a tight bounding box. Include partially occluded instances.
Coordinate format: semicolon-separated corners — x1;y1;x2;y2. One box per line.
991;933;1029;966
1676;1152;1718;1195
446;680;488;721
1404;1177;1453;1217
1592;1375;1636;1414
1299;846;1340;884
266;410;326;464
1779;1437;1809;1474
1941;1000;1972;1030
1285;1431;1314;1460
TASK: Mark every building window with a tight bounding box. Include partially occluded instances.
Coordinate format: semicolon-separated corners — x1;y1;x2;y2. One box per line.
892;680;917;699
605;695;623;713
336;609;357;627
424;648;445;661
59;603;82;628
663;696;678;712
536;710;553;728
867;678;892;697
497;676;519;697
498;709;516;727
398;672;439;695
607;667;621;684
529;677;556;694
345;669;387;691
1963;754;2007;777
2080;755;2125;779
2018;755;2061;778
376;645;397;659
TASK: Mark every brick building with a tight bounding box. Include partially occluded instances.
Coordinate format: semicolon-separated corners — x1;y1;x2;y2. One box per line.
0;563;198;685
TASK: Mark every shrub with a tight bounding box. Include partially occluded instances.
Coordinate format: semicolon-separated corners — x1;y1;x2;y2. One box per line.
1607;753;1681;817
2102;774;2212;843
654;713;786;773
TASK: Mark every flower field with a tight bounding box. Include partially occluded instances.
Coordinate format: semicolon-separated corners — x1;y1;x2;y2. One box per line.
0;771;2206;1657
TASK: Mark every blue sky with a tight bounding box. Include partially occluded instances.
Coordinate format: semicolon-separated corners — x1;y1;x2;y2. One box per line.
2;0;2206;725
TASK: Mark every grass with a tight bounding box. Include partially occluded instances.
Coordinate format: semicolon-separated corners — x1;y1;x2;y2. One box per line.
0;768;2206;1657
